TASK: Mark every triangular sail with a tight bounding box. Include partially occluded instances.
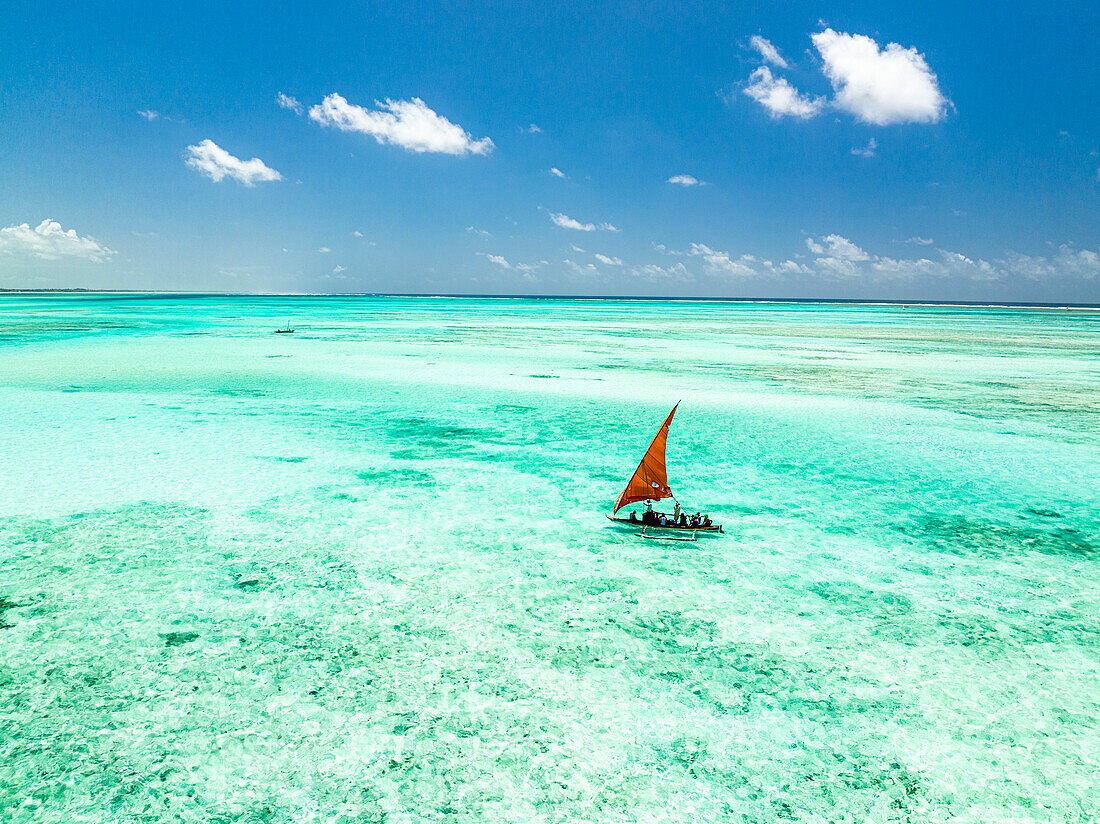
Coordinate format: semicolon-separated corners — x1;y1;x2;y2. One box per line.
613;403;678;514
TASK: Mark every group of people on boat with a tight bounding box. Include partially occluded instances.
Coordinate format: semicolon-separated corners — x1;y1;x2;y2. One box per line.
628;501;711;528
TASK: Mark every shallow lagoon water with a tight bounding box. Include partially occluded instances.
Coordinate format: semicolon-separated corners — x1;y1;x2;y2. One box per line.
1;294;1098;823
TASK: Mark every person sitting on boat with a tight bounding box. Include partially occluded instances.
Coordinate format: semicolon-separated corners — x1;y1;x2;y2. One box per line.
629;511;638;523
658;514;667;526
702;514;711;527
678;512;688;526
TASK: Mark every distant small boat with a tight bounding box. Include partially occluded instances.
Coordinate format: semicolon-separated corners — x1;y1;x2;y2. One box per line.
274;322;295;334
607;403;723;534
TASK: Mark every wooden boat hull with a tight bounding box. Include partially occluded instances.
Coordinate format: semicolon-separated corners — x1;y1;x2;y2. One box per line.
607;515;722;533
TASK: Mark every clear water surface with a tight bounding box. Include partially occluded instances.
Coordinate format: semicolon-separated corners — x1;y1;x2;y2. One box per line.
1;294;1098;823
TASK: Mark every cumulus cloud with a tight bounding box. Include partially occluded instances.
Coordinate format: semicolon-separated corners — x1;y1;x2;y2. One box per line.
0;219;116;262
550;212;618;232
744;66;823;119
851;137;877;157
549;167;566;178
652;234;1099;286
551;213;593;231
309;94;493;155
689;243;760;276
803;233;987;280
804;234;877;276
523;123;542;134
595;253;623;266
185;140;283;185
749;35;788;68
478;253;540;275
276;92;304;115
631;262;691;282
352;230;364;237
138;109;159;121
1001;245;1099;281
564;258;598;275
668;174;706;186
812;29;948;125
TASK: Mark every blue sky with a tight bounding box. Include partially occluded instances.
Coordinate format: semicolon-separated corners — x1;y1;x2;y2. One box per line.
1;1;1097;301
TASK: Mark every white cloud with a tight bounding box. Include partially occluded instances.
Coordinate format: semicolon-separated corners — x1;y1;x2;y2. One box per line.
551;213;594;231
352;230;364;237
0;219;116;262
802;233;999;281
523;123;542;134
550;212;617;232
564;258;598;275
806;234;871;262
900;236;934;245
851;137;877;157
138;109;159;121
479;253;539;279
645;234;1099;286
549;167;566;178
185;140;283;185
668;174;706;186
631;262;691;282
749;35;789;68
776;259;813;275
309;94;493;155
743;66;823;119
1000;245;1099;281
595;253;623;266
276;92;303;115
333;264;346;274
570;244;585;253
318;246;331;253
652;242;684;256
465;226;491;238
689;243;759;276
812;29;948;125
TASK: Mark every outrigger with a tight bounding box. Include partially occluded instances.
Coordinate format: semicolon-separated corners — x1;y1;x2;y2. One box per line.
607;403;723;535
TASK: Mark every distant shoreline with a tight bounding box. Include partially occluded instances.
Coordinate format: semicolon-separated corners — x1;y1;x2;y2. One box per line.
1;289;1097;310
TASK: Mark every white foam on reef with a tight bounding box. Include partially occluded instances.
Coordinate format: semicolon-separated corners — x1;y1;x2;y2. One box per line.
0;295;1098;822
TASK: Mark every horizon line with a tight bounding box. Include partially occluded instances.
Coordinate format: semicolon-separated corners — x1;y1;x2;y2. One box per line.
2;283;1100;308
2;288;1099;310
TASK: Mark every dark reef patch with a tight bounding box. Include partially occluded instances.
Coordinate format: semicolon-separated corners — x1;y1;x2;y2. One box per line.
160;631;200;647
807;581;913;619
902;514;1098;559
356;467;434;487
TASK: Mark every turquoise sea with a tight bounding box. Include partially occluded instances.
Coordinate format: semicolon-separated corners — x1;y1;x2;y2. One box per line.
1;293;1098;824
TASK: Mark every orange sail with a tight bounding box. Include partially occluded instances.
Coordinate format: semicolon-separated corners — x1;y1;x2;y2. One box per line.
613;403;678;513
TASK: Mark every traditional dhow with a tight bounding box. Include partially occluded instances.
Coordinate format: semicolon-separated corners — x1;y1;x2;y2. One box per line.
607;403;723;533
